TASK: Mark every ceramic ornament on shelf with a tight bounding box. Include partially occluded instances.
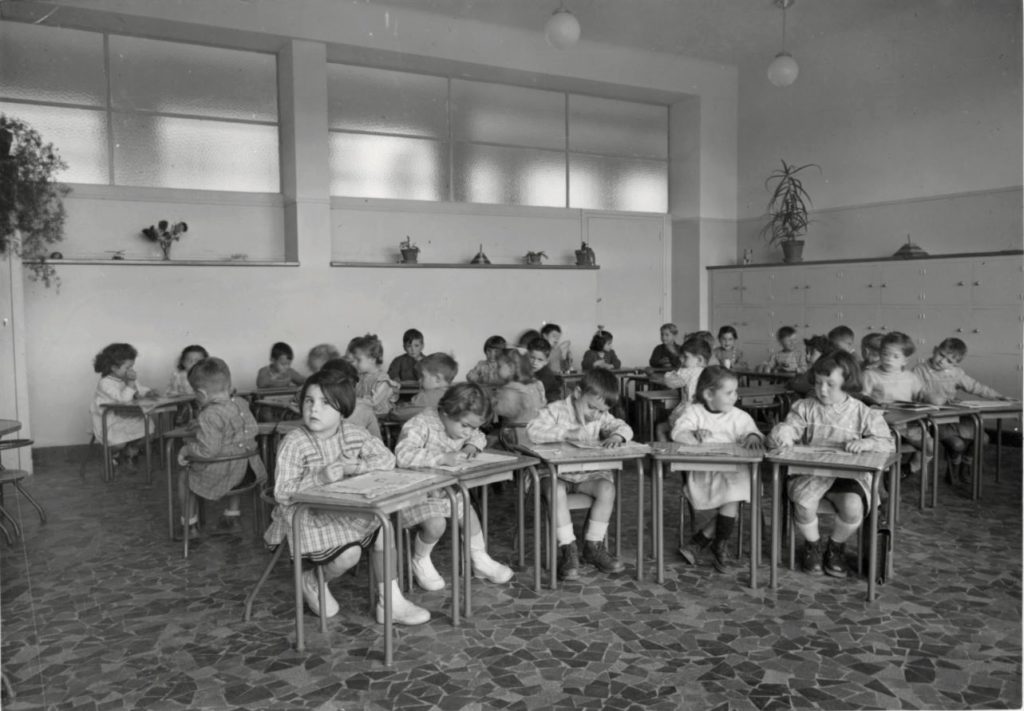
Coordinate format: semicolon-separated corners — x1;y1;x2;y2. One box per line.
892;234;928;259
470;244;490;265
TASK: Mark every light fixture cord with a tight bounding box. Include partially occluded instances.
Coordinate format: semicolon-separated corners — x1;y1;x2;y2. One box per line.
781;4;787;52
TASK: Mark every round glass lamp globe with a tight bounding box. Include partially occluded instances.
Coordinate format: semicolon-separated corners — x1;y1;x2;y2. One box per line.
545;10;581;49
767;52;799;86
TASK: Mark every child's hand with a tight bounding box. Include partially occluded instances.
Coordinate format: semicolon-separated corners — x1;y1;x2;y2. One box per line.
743;434;764;451
440;452;463;466
176;449;190;467
694;429;712;443
461;444;480;459
601;434;625;448
769;435;794;449
845;439;872;453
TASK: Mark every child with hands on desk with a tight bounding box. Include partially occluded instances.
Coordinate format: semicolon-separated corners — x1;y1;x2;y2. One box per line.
525;369;632;580
90;342;160;471
767;351;894;579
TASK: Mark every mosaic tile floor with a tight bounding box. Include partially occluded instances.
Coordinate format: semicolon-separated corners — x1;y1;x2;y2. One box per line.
2;444;1021;710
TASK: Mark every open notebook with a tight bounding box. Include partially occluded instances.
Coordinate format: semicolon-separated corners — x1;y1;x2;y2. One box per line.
316;470;441;500
433;451;518;472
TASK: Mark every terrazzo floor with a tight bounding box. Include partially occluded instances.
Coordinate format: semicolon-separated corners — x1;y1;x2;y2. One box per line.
1;443;1021;710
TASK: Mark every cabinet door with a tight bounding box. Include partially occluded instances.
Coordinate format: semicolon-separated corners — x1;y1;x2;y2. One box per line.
916;308;970;353
918;260;972;305
802;267;840;304
973;257;1024;307
836;305;880;336
712;271;742;306
769;305;806;336
803;306;843;335
970;354;1023;399
772;269;807;304
741;269;775;304
965;308;1024;355
877;263;922;305
877;307;924;337
836;265;881;305
713;305;746;331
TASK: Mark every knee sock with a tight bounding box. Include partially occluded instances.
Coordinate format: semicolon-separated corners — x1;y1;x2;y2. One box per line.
469;532;492;565
796;519;820;544
714;514;736;544
556;524;575;546
831;517;861;543
584;519;608;543
413;534;436;561
223;509;241;517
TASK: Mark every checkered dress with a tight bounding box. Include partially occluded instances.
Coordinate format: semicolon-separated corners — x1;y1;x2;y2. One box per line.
763;349;805;374
525;396;633;484
356;369;400;415
181;397;266;500
264;423;396;557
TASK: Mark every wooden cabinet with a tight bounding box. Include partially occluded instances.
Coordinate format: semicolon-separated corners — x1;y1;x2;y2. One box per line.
973;258;1023;306
712;271;743;305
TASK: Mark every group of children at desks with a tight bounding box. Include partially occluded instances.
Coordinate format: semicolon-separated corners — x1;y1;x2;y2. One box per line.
88;318;1013;628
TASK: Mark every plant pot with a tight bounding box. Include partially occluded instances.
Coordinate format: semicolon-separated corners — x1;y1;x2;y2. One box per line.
781;240;804;264
400;248;419;264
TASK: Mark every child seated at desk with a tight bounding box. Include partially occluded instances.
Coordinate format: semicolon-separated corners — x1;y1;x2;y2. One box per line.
542;323;573;374
787;336;832;398
828;325;857;355
392;353;457;423
649;323;682;370
387;328;424;383
467;335;507;388
658;337;711;439
90;342;157;470
348;334;399;416
166;345;208;396
264;370;430;626
759;326;805;374
526;337;563;403
582;329;622;371
256;342;306;389
306;343;341;374
767;351;894;579
394;383;514;590
672;366;763;573
320;359;383;440
860;333;883;371
176;357;265;539
493;350;546;427
526;369;632;580
712;326;747;370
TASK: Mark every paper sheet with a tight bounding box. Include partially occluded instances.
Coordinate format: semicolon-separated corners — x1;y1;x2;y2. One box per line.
433;451;518;472
317;470;439;500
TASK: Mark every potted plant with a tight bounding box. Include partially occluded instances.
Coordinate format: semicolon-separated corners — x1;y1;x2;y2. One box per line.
758;160;819;264
141;220;188;260
575;241;596;266
524;250;547;265
399;236;419;264
0;115;71;287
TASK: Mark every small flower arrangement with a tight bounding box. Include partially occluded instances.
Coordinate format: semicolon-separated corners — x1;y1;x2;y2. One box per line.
141;220;188;260
525;250;547;265
399;236;420;263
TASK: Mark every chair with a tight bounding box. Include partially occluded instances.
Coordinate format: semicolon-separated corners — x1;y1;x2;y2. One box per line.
0;438;46;543
677;480;746;559
178;449;265;558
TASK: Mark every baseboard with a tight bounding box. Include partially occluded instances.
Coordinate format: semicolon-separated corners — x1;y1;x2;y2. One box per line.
31;444;96;468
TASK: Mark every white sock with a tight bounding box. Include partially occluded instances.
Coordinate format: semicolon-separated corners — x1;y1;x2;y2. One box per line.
796;519;820;543
378;578;410;605
831;518;861;543
180;515;198;526
223;509;241;518
556;524;575;546
584;519;609;543
413;535;436;560
469;532;491;564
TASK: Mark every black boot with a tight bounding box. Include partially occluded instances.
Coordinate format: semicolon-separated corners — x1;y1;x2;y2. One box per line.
678;531;711;565
710;515;736;573
801;539;823;575
822;538;848;578
557;542;580;581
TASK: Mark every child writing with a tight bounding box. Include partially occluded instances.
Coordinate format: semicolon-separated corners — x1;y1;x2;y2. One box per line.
176;357;265;539
90;342;157;469
387;329;425;383
166;345;208;396
493;349;546;426
649;323;682;370
767;351;894;578
348;334;400;416
526;369;631;580
306;343;341;374
582;329;622;371
672;366;763;572
392;353;458;423
264;369;430;625
526;337;564;403
827;325;857;355
712;326;747;370
466;335;508;387
788;335;832;398
319;358;383;440
256;342;305;389
394;383;514;589
759;326;804;374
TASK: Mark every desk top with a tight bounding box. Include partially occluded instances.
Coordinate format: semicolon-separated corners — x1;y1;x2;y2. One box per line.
415;450;540;485
0;420;22;437
165;420;302;441
955;399;1022;415
636;390;681;402
291;469;455;514
516;439;650;464
738;385;788;399
102;394;195;415
765;445;896;472
648;441;763;463
732;369;795;383
880;407;934;426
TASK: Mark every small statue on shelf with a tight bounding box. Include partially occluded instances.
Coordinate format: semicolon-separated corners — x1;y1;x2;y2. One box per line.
470;244;491;265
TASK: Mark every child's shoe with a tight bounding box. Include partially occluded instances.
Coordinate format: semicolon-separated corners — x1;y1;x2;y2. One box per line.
944;458;962;486
957;459;974;487
472;554;513;584
213;515;243;537
678;532;711;565
301;569;339;618
411;555;446;591
581;540;626;574
557;542;581;581
801;539;823;575
710;538;735;574
822;539;848;579
174;524;201;542
375;584;430;626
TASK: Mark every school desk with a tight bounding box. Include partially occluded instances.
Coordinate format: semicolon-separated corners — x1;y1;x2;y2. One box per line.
635;390;680;442
100;394;195;484
879;407;934;514
731;369;795;387
950;399;1022;500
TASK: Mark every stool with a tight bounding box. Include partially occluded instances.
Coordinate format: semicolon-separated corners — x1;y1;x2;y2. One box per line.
0;438;46;543
179;450;265;559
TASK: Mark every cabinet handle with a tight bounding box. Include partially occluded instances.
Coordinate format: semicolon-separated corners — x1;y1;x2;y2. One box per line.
803;285;810;289
956;328;963;333
973;329;981;334
974;281;980;286
880;283;887;288
867;283;874;288
957;281;965;286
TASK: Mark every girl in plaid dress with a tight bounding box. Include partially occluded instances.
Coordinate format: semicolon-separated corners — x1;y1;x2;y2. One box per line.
394;383;514;591
264;370;430;625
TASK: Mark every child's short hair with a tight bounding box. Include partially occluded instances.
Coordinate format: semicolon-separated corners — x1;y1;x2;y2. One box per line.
880;331;915;357
93;343;138;375
717;325;738;339
438;382;492;422
861;332;883;353
419;352;458;383
498;349;534;384
307;343;341;372
403;328;424;346
483;335;507;353
347;334;384;364
589;330;613;352
680;337;712;364
687;330;715;348
526;337;551;356
540;323;561;337
270;342;294;361
827;325;855;344
300;369;356;418
518;329;542;349
936;337;968;358
187;357;231;394
176;345;209;371
693;365;738;409
810;350;863;394
660;323;679;336
804;335;832;358
320;357;359;383
577;369;620;407
776;326;797;341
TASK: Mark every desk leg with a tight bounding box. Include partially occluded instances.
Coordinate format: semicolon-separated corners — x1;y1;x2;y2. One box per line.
925;419;938;508
972;413;983;501
749;463;758;591
770;464;780;590
447;488;461;627
995;417;1002;482
886;464;897;581
102;409;112;482
524;466;542;593
615;469;623;561
655;460;664;585
379;513;394;665
165;438;175;540
516;471;525;570
293;508;306;652
143;415;152;485
460;484;472;621
549;464;558;590
867;472;879;603
636;460;644;583
481;485;489;539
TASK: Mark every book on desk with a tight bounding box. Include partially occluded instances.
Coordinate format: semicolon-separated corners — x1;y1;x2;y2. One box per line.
314;469;443;500
433;451;518;472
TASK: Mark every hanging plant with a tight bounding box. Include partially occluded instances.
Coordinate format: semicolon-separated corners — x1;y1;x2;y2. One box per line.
0;114;71;288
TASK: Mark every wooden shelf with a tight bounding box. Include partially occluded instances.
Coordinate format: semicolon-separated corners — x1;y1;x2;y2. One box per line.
29;259;299;267
707;249;1023;270
330;261;598;270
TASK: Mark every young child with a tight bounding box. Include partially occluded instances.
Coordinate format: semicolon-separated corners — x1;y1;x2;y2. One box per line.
525;369;632;580
256;342;305;389
828;325;857;355
542;323;572;374
759;326;804;374
767;351;894;578
320;358;383;440
264;370;429;625
862;331;929;474
348;334;400;416
860;333;883;371
307;343;341;374
166;345;209;396
394;383;514;589
90;342;156;469
493;349;546;425
712;326;747;370
788;335;832;398
649;323;682;370
387;329;425;383
392;353;457;423
527;337;564;403
582;329;622;371
176;357;265;539
913;337;1013;485
466;335;507;387
672;366;764;572
657;338;711;440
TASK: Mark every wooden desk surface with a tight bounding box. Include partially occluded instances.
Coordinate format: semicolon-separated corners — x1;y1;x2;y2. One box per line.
516;439;650;465
738;385;788;399
102;394;194;415
291;470;455;514
648;441;763;463
765;445;896;472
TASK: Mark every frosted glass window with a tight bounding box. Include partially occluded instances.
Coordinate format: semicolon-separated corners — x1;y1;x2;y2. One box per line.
327;65;446;138
569;95;668;159
329;133;446;201
113;114;279;192
453;143;565;208
0;101;109;184
570;154;667;212
0;23;106;106
109;36;278;122
452;80;564;150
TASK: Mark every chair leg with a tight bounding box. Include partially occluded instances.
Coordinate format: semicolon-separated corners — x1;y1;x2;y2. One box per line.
316;565;328;634
0;504;22;540
0;517;13;546
736;502;744;558
243;544;285;622
14;482;46;524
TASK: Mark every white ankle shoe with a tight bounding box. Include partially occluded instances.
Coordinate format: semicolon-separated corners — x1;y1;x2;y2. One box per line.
411;555;445;591
472;554;513;584
375;593;431;626
301;569;339;618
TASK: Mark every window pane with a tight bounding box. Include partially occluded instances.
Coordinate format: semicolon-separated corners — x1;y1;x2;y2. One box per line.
113;114;279;191
0;23;106;106
569;95;667;159
0;101;108;184
570;154;667;212
453;143;565;207
109;36;278;122
329;132;446;201
327;65;446;138
452;80;564;150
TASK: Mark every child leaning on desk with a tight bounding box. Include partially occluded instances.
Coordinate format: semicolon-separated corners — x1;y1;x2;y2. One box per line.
348;334;400;416
656;336;711;440
767;351;894;580
264;369;431;626
672;366;763;574
525;369;631;581
394;383;514;591
256;341;306;389
90;342;158;470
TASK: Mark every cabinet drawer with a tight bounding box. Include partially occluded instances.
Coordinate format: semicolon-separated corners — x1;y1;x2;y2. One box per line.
973;258;1024;306
712;272;743;305
963;309;1024;354
918;261;973;305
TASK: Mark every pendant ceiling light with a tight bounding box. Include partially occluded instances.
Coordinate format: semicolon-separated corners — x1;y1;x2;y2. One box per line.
767;0;799;87
545;1;581;49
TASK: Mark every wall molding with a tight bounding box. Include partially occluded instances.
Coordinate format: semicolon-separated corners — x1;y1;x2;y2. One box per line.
64;184;285;207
